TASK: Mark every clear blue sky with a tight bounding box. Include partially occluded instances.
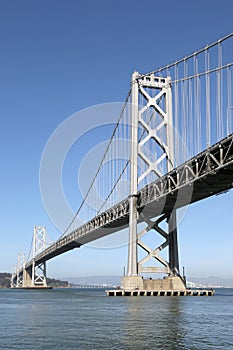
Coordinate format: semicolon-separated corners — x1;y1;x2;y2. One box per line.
0;0;232;279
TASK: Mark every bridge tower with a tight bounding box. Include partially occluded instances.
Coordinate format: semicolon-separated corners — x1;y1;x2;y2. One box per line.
11;226;49;288
15;253;26;288
30;225;48;287
123;71;186;291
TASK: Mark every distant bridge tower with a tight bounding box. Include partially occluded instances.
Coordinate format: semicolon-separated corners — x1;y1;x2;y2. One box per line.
11;226;48;288
15;253;26;288
124;71;185;291
31;225;48;287
11;253;26;288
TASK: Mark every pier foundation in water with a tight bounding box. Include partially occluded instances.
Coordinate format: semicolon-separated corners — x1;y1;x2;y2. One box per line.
106;276;214;296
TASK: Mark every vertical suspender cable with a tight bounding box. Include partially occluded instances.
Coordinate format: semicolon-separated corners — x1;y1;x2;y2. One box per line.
197;55;201;152
227;64;232;135
124;102;127;193
115;123;117;204
217;40;223;141
188;77;193;157
205;47;211;147
174;63;179;163
185;75;188;161
117;117;120;202
182;60;186;162
194;54;198;155
111;132;114;205
184;58;188;160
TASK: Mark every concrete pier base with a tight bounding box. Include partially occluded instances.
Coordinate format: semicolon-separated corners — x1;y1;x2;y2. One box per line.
106;289;214;296
106;275;214;296
121;275;186;291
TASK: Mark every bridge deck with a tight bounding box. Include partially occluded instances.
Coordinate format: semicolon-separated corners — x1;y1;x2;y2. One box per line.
22;134;233;271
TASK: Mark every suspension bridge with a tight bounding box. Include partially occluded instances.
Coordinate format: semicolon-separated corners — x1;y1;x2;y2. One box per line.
11;34;233;293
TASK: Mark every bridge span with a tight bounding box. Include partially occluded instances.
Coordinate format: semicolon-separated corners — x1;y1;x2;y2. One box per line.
13;133;233;286
12;33;233;291
31;134;233;264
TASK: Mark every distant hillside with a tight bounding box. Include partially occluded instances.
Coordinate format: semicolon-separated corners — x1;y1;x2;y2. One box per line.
0;273;11;288
46;277;71;288
189;276;233;288
65;275;233;288
0;273;70;288
65;275;121;286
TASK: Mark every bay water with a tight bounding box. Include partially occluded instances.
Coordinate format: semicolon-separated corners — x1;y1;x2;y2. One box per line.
0;288;232;350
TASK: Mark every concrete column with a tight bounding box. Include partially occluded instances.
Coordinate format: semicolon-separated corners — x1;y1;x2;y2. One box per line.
23;267;32;288
168;210;180;275
32;259;35;286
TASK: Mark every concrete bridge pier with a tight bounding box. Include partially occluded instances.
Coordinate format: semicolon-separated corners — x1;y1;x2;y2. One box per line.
121;275;186;292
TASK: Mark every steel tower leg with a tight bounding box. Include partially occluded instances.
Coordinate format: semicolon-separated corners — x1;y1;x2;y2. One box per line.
165;72;180;276
127;72;139;276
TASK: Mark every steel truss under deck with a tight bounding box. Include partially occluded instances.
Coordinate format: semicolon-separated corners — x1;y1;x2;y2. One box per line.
12;133;233;283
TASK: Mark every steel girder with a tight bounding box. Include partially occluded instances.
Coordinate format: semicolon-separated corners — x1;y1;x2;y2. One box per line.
14;134;233;278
